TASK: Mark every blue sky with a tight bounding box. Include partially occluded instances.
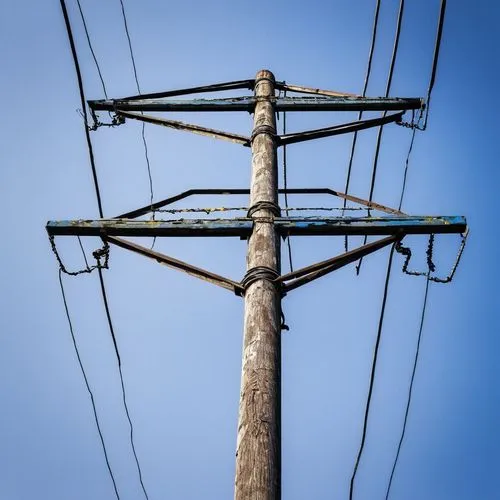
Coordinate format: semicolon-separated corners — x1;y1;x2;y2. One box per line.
0;1;498;499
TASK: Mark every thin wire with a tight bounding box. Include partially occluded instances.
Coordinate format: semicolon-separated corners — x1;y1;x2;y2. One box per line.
349;245;396;500
77;236;91;270
58;270;120;499
59;0;104;218
282;91;294;272
385;275;431;499
343;0;381;252
397;110;418;211
356;0;405;274
118;0;155;212
97;268;150;500
422;0;447;130
60;3;150;496
75;0;108;98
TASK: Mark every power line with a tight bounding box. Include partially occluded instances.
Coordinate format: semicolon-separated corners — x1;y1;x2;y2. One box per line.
350;2;448;490
58;269;120;500
59;2;150;497
75;0;108;98
343;0;381;252
385;275;431;499
422;0;447;130
356;0;406;274
118;0;154;211
59;0;104;218
349;244;396;500
97;268;150;500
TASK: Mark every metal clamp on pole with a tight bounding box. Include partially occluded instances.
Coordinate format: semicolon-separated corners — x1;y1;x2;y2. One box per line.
250;124;278;144
247;200;281;218
241;266;281;294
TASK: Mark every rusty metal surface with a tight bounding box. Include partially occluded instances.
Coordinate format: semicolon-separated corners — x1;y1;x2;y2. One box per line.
105;236;244;294
116;110;251;146
275;81;360;98
90;96;256;112
90;96;423;113
278;112;404;146
46;215;466;238
275;215;467;236
117;187;405;220
279;235;399;292
108;79;255;102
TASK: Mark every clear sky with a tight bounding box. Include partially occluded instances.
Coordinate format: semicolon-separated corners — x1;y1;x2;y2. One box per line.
0;1;498;499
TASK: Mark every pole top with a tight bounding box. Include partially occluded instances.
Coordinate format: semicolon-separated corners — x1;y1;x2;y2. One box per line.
255;69;275;82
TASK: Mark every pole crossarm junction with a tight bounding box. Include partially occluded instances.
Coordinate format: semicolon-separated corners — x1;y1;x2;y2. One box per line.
46;215;467;238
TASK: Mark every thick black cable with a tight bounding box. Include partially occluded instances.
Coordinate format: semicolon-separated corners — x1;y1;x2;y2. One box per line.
422;0;447;130
356;0;405;274
75;0;108;98
59;0;104;218
58;270;120;499
349;245;396;500
343;0;381;248
385;275;431;499
60;2;150;496
118;0;155;211
97;268;150;500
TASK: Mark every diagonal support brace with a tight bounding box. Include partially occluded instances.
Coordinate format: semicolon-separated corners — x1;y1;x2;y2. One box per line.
105;235;244;295
278;112;404;146
116;111;251;146
279;235;400;292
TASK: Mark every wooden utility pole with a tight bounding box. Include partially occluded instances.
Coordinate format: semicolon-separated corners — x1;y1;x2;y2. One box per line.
49;69;467;500
235;70;281;500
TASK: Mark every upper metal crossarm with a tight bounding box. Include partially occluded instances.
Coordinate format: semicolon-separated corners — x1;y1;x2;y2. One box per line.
46;215;466;238
117;187;405;220
89;96;423;113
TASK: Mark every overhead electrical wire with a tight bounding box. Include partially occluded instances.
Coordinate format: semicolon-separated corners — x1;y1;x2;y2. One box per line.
59;0;104;218
97;267;150;500
349;245;396;500
58;1;150;498
350;2;449;497
118;0;155;213
75;0;108;98
356;0;406;275
422;0;447;130
385;275;431;499
343;0;381;252
58;270;120;500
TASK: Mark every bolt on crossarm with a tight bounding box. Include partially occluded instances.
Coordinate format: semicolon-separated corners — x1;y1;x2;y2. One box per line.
234;70;281;500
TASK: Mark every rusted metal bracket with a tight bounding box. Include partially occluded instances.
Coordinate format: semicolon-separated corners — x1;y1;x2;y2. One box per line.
105;235;244;295
278;235;399;292
116;111;251;146
117;188;405;220
275;82;359;98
